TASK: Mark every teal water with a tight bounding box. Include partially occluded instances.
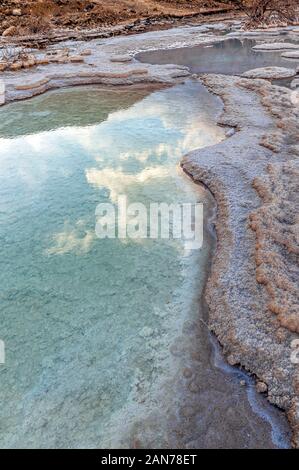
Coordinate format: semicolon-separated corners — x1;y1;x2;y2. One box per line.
0;81;226;448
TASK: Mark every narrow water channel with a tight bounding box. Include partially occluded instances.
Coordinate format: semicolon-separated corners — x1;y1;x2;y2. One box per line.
0;81;291;448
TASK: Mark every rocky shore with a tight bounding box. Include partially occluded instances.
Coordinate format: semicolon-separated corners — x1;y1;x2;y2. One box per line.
181;73;299;447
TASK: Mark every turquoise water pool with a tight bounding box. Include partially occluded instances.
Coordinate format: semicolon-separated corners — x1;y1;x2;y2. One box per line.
0;81;225;447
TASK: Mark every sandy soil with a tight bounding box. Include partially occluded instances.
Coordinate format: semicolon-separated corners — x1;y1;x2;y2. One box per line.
0;1;234;36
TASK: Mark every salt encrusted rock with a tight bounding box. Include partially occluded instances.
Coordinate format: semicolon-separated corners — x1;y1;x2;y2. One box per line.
181;74;299;445
80;49;92;56
0;80;5;105
242;66;296;79
225;128;235;138
9;62;22;71
291;79;299;89
14;75;49;91
12;8;22;16
139;326;154;338
69;56;85;63
110;55;132;63
36;57;50;66
22;56;36;68
281;51;299;59
253;42;299;51
164;64;190;70
227;354;238;366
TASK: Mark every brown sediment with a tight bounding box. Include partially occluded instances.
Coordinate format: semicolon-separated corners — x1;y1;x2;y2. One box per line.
250;162;299;333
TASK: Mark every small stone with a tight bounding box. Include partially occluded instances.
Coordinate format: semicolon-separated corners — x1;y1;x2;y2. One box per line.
225;128;235;138
69;56;85;63
281;50;299;59
80;49;92;56
0;80;5;105
190;350;201;362
110;55;132;63
182;367;193;379
36;58;50;66
139;326;153;338
227;354;238;366
188;381;200;393
242;66;296;80
256;381;268;393
9;62;22;71
22;56;36;68
290;79;299;90
12;8;22;16
180;405;195;418
56;58;68;64
240;380;246;386
2;26;17;37
15;76;49;91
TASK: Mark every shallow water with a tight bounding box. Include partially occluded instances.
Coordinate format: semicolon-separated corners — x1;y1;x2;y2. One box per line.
0;81;291;448
136;37;299;76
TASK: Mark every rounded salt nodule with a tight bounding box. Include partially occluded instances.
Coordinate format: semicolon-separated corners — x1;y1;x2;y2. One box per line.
256;381;268;393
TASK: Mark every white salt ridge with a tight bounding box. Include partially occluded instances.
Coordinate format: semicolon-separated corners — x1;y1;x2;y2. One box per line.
253;42;299;51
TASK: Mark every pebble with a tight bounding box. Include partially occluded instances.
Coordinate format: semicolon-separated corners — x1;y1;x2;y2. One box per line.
139;326;153;338
182;367;193;379
281;50;299;59
188;381;200;393
110;55;132;63
12;9;22;16
242;66;296;79
256;381;268;393
225;128;235;138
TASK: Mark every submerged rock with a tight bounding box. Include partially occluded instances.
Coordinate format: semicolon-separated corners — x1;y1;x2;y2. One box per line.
242;66;296;79
256;382;268;394
110;55;132;63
